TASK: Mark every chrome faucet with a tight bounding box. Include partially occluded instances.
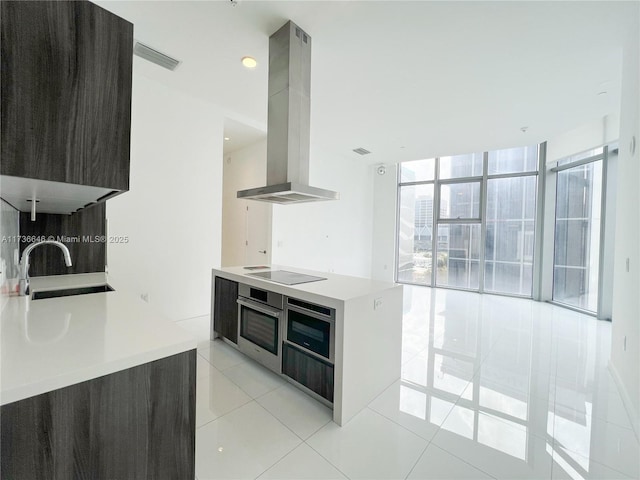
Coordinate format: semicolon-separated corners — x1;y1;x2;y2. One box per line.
19;240;73;296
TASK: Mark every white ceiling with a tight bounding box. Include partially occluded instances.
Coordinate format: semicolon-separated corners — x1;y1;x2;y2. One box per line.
97;0;634;164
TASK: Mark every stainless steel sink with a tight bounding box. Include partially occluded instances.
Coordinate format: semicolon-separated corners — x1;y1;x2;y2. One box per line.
31;284;114;300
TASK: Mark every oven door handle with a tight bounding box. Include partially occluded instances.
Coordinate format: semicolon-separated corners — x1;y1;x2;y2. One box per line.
237;298;282;318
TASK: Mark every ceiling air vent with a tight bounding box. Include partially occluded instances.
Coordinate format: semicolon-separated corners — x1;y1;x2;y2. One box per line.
352;147;371;155
133;41;181;71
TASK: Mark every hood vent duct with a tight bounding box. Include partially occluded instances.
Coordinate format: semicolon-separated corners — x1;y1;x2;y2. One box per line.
237;21;339;204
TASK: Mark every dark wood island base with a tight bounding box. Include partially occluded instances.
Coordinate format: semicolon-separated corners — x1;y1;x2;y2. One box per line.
1;349;196;480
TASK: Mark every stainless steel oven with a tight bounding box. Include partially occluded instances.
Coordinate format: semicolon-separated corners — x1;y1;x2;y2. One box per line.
285;297;335;362
236;284;283;373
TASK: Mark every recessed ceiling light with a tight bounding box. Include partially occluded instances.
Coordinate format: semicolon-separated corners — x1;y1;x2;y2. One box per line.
597;91;607;96
241;56;257;68
224;137;230;141
520;126;529;133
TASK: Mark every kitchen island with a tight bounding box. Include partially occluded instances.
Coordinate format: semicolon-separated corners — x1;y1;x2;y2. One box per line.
212;265;403;426
1;273;197;479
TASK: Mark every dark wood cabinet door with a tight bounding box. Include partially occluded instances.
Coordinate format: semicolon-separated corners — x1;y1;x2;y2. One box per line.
1;350;196;480
214;276;239;343
282;342;334;403
1;0;133;190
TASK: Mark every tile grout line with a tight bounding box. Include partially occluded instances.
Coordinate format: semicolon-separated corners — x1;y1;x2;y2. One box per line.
407;443;500;480
402;439;432;480
367;402;443;445
303;435;353;480
251;440;303;480
245;399;338;479
425;444;499;480
195;394;254;431
174;313;211;323
248;398;340;479
199;347;248;372
550;313;559;479
358;406;437;480
195;348;243;431
217;367;283;400
194;355;255;430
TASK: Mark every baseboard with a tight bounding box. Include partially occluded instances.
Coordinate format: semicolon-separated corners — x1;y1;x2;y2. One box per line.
608;361;640;441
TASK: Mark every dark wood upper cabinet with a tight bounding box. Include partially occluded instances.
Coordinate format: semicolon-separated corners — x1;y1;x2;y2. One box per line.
1;0;133;191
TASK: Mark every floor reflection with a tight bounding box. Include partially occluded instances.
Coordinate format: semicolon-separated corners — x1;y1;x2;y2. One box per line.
396;285;638;479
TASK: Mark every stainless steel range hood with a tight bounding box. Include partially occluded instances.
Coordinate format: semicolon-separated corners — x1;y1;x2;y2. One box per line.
237;21;339;204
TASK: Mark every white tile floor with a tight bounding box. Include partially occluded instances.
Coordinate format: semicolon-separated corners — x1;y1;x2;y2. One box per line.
176;286;639;480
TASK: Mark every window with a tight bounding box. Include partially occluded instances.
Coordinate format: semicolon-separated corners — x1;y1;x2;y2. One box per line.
398;184;435;284
397;145;539;297
396;143;613;314
439;182;481;220
436;224;481;289
484;176;537;296
488;145;537;175
553;160;602;312
556;147;603;167
439;153;483;179
400;158;435;183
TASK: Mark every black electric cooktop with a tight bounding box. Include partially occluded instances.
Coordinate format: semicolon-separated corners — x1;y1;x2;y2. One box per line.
246;270;326;285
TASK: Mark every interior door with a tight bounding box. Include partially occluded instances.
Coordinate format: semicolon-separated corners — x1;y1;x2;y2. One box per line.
245;203;271;265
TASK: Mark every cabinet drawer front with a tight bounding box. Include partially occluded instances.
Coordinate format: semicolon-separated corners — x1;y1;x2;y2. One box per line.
282;342;334;403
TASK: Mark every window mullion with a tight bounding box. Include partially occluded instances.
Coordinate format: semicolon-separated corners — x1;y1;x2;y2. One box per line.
479;152;488;293
432;158;440;287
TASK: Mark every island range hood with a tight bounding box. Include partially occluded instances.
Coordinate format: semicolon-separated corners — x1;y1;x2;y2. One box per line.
237;21;339;204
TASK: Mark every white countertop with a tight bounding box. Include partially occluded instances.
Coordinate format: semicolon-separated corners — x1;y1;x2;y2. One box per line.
213;265;398;306
1;273;197;406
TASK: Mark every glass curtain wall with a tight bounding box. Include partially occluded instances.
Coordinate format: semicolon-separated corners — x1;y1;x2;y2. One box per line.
397;146;539;297
553;160;603;312
484;147;538;295
436;153;483;290
398;159;435;284
398;184;435;284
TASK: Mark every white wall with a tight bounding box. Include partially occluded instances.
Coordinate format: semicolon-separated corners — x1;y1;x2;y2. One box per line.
610;6;640;436
371;165;398;282
546;113;620;163
221;139;272;267
106;71;223;322
271;147;374;278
